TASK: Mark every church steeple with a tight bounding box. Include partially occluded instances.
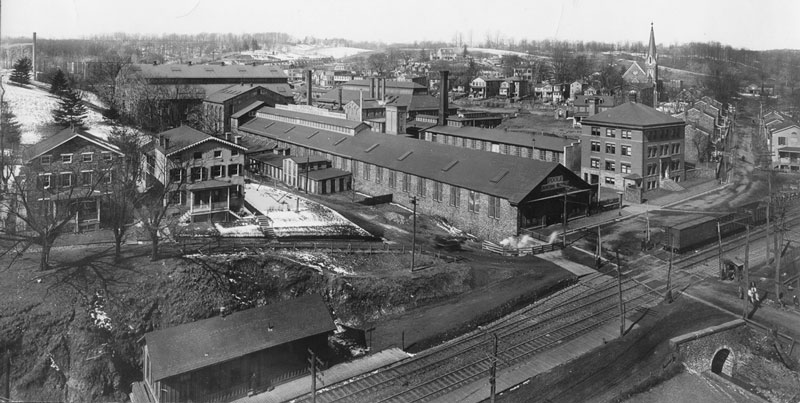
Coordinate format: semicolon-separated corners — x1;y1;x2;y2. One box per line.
645;23;658;83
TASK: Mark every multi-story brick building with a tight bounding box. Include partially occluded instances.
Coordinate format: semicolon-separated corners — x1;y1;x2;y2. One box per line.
580;102;686;196
19;127;124;232
202;84;293;135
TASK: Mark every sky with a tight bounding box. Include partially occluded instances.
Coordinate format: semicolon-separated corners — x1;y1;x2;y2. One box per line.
3;0;799;51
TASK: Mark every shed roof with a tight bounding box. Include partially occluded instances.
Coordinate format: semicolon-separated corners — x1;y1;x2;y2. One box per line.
304;167;351;181
238;118;577;204
145;294;335;382
582;102;684;128
231;101;266;119
204;84;278;104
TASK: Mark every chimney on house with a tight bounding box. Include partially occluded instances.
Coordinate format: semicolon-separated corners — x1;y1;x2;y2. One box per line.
306;70;313;106
438;70;449;126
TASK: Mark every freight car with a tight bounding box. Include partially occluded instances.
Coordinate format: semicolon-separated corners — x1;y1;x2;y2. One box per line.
665;202;767;253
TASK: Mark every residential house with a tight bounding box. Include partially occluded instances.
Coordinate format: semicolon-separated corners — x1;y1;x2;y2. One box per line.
572;95;618;122
19;127;124;232
570;80;587;100
770;120;800;172
500;77;530;99
581;102;686;199
470;77;504;99
130;294;336;403
150;125;248;223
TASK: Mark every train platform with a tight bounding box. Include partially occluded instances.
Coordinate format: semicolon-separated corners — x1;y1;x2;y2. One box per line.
231;348;409;403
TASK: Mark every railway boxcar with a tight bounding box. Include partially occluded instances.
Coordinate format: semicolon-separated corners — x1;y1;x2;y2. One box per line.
667;215;720;253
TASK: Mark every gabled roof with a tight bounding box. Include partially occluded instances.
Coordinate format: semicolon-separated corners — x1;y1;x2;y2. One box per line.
582;102;684;128
343;79;426;90
158;125;248;156
204;84;277;104
622;61;646;79
769;120;800;133
255;106;371;132
129;63;287;80
22;127;123;163
424;126;576;151
145;294;335;382
238;117;579;204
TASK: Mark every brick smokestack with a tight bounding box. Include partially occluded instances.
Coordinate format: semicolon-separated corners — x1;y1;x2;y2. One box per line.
337;87;343;110
306;70;313;106
438;70;449;126
369;78;375;99
381;78;387;102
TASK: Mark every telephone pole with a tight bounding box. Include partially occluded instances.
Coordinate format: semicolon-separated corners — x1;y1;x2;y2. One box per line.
666;232;673;303
410;196;418;270
308;349;324;403
616;249;625;337
743;224;750;319
489;333;498;403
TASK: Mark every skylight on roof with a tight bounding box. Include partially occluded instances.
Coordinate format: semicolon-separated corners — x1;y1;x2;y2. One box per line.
333;137;347;146
204;67;214;72
284;127;294;133
307;131;319;139
442;159;459;171
397;151;413;161
490;169;510;183
365;143;379;152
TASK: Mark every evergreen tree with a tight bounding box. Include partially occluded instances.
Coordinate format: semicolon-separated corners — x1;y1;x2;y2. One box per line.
52;88;88;128
49;69;69;96
251;38;260;51
1;102;22;149
10;57;32;85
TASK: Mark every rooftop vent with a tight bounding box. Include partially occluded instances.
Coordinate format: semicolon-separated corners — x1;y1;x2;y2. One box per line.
284;127;294;133
441;159;459;171
490;169;510;183
365;143;379;152
307;130;319;139
333;137;347;146
397;151;413;161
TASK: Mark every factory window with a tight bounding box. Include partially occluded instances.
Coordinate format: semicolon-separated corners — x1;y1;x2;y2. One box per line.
605;161;615;171
61;154;73;163
363;163;370;180
621;130;632;139
449;186;460;207
433;181;443;202
375;166;382;184
488;196;501;219
591;127;601;136
402;173;410;193
591;141;601;152
539;149;547;160
606;128;616;138
621;163;631;174
604;176;616;185
467;191;479;213
778;137;786;146
416;177;426;198
590;158;600;168
388;170;396;188
621;145;632;156
605;144;616;154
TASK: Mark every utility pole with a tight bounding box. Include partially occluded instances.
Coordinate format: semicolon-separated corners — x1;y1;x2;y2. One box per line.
489;333;498;403
410;196;417;270
717;221;724;280
307;348;324;403
596;225;602;269
304;154;310;194
666;232;673;303
562;188;568;247
775;223;784;307
644;201;650;244
743;224;750;319
616;249;624;337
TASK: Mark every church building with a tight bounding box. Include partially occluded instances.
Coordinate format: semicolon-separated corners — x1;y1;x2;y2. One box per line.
622;24;661;108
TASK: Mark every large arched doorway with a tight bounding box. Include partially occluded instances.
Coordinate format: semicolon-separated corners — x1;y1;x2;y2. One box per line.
711;348;733;376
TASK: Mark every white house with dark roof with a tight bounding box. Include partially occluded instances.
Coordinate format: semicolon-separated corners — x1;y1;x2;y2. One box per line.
769;119;800;172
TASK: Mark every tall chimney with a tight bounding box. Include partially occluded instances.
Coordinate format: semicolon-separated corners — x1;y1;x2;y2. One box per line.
337;87;343;111
369;78;376;99
306;70;313;106
32;32;36;81
438;70;449;126
381;78;387;102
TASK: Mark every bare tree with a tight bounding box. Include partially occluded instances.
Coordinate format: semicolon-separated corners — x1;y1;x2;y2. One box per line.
134;150;189;261
0;158;113;270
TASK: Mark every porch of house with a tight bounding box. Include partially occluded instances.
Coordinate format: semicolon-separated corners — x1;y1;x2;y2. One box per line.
777;147;800;172
187;180;243;223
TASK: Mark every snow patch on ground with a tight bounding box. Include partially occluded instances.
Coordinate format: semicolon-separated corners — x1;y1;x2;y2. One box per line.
282;251;353;275
2;75;106;144
214;223;263;237
244;183;370;238
88;291;113;331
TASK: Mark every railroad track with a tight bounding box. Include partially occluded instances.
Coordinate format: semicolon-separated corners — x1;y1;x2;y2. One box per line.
291;273;659;403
